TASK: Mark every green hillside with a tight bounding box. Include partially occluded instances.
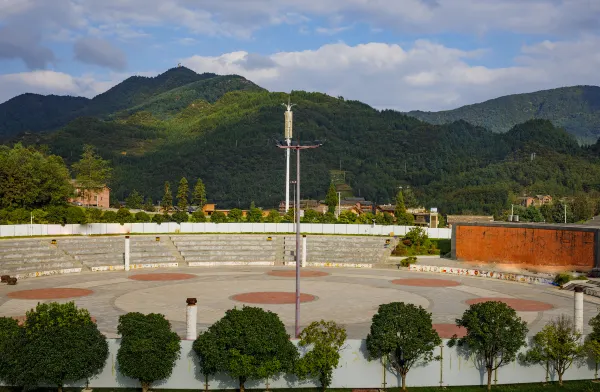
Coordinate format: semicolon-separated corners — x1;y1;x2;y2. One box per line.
16;87;600;216
0;67;262;139
407;85;600;144
0;94;89;139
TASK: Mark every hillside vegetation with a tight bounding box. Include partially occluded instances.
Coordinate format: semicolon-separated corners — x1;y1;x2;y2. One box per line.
0;67;262;139
3;68;600;216
407;85;600;143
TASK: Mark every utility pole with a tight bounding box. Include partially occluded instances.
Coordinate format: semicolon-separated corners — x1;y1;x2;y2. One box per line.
564;203;567;224
277;139;322;338
283;98;295;212
337;191;341;219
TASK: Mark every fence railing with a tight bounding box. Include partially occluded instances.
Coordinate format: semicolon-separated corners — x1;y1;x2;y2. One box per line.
0;223;452;239
84;339;594;389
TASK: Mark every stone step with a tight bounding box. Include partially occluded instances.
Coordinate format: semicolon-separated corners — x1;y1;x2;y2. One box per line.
180;250;277;257
183;255;277;262
283;255;379;263
1;256;73;264
172;241;278;247
74;253;122;261
0;261;79;274
176;245;276;251
0;251;63;259
131;255;178;262
283;247;385;254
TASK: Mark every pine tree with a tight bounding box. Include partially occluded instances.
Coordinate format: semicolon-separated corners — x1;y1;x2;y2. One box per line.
325;182;339;215
161;181;173;212
143;197;155;212
395;190;406;218
125;190;143;210
177;177;189;211
192;178;207;208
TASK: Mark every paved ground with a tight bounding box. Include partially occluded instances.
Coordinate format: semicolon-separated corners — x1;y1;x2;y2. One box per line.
0;266;596;339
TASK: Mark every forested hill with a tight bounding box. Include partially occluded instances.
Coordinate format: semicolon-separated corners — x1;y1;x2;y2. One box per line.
407;85;600;144
15;84;600;216
0;67;264;139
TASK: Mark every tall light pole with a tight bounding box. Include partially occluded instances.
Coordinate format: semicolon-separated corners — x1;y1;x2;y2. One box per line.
277;139;322;338
337;191;341;218
283;98;295;212
290;180;297;224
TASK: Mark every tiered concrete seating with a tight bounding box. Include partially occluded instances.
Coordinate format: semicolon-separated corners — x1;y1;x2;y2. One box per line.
283;235;391;266
0;239;79;277
170;235;280;266
57;236;178;269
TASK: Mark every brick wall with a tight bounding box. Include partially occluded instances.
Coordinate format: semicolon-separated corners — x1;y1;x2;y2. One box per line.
453;223;599;272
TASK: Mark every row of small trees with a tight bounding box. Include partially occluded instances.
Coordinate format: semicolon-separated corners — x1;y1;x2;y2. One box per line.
1;301;599;392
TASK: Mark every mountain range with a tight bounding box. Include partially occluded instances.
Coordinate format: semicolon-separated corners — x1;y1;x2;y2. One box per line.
3;67;600;216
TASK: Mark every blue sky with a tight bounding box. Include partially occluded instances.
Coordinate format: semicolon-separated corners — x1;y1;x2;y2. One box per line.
1;0;599;111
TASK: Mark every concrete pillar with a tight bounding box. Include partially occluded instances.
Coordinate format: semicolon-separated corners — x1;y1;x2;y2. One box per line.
186;298;197;340
302;235;307;268
575;286;584;337
124;236;130;272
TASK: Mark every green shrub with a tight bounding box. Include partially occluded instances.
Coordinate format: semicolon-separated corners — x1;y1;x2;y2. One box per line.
102;211;118;223
116;208;133;224
134;211;151;222
554;273;574;286
190;209;207;222
400;256;418;267
172;211;189;224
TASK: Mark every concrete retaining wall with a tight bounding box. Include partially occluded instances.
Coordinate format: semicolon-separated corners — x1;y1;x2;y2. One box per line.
60;339;596;389
0;223;451;239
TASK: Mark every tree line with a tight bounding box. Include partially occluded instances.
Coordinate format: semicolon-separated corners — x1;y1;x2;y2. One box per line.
1;300;599;391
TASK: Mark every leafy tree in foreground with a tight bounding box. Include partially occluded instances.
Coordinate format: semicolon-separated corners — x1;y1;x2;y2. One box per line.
177;177;189;211
125;189;143;209
449;301;528;391
192;178;207;208
0;144;74;209
366;302;441;391
296;320;347;392
325;182;339;215
172;211;189;224
264;209;282;223
0;317;21;385
521;315;585;386
161;181;173;212
117;313;181;392
72;145;112;207
19;302;108;392
193;306;298;392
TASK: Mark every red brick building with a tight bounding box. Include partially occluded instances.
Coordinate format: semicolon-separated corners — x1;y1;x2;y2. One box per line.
70;182;110;209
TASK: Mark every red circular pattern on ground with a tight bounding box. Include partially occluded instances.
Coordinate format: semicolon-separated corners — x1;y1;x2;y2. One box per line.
465;297;553;311
267;270;329;278
433;324;467;338
391;278;461;287
7;288;93;299
128;273;196;281
231;291;317;304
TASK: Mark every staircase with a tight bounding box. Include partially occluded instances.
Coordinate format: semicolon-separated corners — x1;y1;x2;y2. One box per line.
0;239;80;278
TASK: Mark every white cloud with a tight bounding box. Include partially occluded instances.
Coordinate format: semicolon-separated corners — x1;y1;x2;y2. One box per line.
181;37;600;111
0;71;123;103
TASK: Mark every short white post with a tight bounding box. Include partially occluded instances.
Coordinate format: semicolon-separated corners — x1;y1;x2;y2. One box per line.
186;298;197;340
574;286;584;338
124;235;130;272
301;235;307;268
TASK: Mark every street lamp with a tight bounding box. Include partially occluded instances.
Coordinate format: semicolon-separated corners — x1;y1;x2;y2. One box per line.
277;139;322;338
290;180;297;224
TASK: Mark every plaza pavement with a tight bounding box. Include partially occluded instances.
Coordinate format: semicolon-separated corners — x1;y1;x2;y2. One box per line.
0;266;596;339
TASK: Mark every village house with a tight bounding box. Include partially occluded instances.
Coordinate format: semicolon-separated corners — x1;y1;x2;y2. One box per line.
446;215;494;229
517;195;553;208
69;182;110;209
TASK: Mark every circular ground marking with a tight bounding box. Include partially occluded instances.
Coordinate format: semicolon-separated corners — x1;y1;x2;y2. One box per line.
231;291;317;304
433;324;467;338
465;297;553;311
391;278;461;287
267;270;329;278
7;288;93;300
128;273;196;281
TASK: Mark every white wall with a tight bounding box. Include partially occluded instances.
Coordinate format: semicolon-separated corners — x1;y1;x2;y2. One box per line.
72;339;595;389
0;223;452;239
